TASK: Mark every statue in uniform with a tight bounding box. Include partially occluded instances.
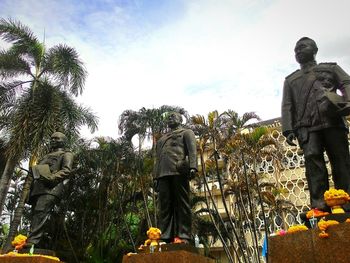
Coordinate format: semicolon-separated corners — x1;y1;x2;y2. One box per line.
281;37;350;211
154;112;197;243
26;132;73;248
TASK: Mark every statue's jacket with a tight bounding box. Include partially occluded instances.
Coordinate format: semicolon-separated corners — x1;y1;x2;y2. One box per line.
281;62;350;142
30;150;74;199
155;128;197;179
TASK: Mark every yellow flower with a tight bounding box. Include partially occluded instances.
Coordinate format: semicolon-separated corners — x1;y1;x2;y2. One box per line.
11;234;27;250
318;219;339;238
324;189;349;201
306;208;329;219
1;252;60;261
287;225;308;233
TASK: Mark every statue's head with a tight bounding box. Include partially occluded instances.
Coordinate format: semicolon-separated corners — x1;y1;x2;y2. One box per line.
166;112;182;129
294;37;318;64
50;132;67;150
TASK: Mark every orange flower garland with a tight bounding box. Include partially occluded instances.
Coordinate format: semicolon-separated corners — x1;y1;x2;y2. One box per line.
287;225;308;233
11;234;27;250
318;219;339;238
1;234;61;261
306;208;329;219
0;252;60;261
324;189;349;201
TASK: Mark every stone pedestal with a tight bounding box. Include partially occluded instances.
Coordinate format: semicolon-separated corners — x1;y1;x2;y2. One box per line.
0;255;61;262
122;249;214;263
301;212;350;228
19;249;56;257
269;222;350;263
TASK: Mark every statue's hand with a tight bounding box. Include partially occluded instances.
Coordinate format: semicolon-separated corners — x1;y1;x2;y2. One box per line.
189;169;197;180
40;174;62;188
286;132;297;146
153;179;159;192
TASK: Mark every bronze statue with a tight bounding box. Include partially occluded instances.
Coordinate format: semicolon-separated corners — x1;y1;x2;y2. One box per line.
26;132;73;248
154;112;197;243
281;37;350;211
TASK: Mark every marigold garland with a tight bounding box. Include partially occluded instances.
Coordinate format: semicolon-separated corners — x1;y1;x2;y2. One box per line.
287;225;308;233
318;219;339;238
324;189;349;200
2;234;61;261
0;252;60;261
306;208;329;219
11;234;27;250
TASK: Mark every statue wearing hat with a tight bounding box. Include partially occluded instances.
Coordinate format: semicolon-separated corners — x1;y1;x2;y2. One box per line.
281;37;350;212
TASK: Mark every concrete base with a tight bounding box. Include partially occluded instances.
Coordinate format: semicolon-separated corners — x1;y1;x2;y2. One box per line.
301;212;350;228
0;255;61;262
19;249;56;257
138;243;198;254
123;250;214;263
269;222;350;263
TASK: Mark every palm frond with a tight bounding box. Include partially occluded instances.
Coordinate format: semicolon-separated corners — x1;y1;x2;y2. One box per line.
0;18;38;47
0;49;32;78
190;114;206;126
6;79;97;159
44;44;87;96
59;91;99;135
118;110;142;141
241;112;261;125
0;83;16;106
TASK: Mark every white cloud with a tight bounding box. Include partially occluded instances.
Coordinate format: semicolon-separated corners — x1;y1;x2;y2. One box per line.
2;0;350;138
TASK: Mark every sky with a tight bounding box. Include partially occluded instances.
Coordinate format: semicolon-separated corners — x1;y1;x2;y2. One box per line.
1;0;350;139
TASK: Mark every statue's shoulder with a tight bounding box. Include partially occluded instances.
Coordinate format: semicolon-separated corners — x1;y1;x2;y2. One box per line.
285;69;301;81
314;63;338;75
316;62;337;69
318;62;337;66
173;128;186;134
53;149;73;157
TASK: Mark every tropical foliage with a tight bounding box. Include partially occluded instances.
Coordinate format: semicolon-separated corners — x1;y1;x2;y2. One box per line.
0;18;97;252
0;18;296;263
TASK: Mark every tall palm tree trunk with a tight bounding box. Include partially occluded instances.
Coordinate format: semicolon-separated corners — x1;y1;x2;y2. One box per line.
241;152;261;263
139;174;152;228
199;152;237;263
4;174;33;251
3;173;33;252
0;158;17;217
212;143;248;263
151;134;158;225
252;160;269;263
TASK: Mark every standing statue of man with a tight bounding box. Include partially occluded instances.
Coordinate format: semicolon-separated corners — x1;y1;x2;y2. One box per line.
154;112;197;243
281;37;350;211
26;132;73;248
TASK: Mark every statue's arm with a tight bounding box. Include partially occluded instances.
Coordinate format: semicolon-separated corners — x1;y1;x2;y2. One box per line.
334;64;350;101
184;130;198;171
52;152;74;180
281;79;294;137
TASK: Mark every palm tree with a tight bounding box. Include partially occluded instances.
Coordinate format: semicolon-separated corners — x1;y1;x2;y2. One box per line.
2;85;98;251
0;18;86;96
0;139;6;176
0;18;92;217
225;126;283;262
190;111;248;263
190;110;263;263
60;137;145;262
